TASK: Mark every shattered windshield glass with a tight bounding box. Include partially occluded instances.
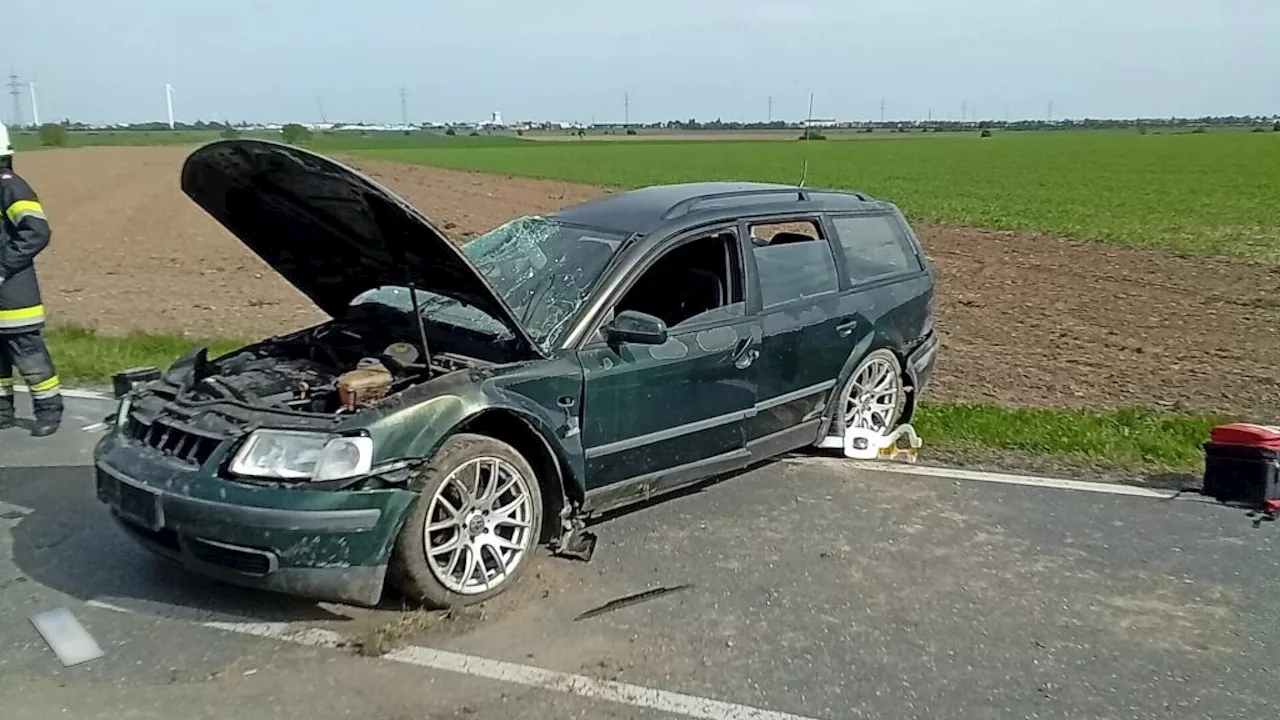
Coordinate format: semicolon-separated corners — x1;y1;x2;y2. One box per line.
350;216;628;353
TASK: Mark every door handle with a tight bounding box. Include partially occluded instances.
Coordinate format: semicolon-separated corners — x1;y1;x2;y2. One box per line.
836;318;859;337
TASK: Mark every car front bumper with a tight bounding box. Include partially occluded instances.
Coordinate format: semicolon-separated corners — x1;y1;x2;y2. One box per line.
94;431;416;606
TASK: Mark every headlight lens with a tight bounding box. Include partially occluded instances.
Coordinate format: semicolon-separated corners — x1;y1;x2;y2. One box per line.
313;436;374;481
229;430;372;481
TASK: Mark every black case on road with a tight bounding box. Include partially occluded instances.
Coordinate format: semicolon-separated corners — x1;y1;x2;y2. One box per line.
1203;424;1280;508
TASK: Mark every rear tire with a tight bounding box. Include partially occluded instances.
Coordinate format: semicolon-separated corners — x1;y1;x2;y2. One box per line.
389;433;543;608
835;349;907;436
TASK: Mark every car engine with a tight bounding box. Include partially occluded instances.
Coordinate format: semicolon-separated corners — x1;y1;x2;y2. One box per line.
156;304;478;417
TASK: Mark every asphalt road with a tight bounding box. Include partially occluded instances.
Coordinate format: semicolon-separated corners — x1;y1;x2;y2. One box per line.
2;394;1277;719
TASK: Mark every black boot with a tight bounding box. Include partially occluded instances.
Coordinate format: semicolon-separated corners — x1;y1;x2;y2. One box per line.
0;395;14;430
31;397;62;437
30;415;60;437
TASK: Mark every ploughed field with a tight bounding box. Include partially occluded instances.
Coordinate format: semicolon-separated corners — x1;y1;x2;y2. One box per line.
20;143;1280;419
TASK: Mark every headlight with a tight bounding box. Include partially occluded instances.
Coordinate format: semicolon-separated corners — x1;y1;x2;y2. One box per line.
313;436;374;481
229;430;373;482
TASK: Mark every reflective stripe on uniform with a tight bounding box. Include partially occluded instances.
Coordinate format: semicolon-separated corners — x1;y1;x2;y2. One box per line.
30;375;60;399
0;305;46;330
0;376;12;398
5;199;46;223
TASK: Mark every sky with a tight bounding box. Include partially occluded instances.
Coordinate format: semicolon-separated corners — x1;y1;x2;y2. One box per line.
6;0;1278;125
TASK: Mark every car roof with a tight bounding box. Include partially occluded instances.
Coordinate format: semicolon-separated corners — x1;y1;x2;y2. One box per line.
550;181;882;235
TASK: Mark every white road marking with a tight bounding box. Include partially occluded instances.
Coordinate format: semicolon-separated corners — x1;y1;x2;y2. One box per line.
84;599;136;614
385;645;821;720
841;460;1180;498
82;601;825;720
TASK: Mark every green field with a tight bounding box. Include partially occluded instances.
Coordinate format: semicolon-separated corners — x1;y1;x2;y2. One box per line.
355;131;1280;261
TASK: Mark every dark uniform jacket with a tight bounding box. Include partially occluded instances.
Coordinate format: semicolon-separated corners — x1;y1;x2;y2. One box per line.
0;170;50;334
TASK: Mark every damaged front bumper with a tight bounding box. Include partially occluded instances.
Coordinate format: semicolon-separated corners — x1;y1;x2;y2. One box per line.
93;430;415;606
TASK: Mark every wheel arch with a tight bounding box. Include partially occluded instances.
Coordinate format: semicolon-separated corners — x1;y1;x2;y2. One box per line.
816;339;913;441
449;408;574;543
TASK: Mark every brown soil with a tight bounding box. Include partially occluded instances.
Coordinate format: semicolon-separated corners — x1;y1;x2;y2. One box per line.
19;146;1280;418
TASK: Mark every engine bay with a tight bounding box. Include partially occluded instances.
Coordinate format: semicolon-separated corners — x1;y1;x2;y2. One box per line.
155;304;483;416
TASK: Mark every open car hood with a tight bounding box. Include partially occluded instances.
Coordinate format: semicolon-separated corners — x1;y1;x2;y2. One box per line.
180;139;543;358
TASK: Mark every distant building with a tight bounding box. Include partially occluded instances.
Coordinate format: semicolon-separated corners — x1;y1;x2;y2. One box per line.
804;117;839;128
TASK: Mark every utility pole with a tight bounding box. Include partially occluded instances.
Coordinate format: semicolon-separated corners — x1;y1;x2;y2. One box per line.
400;86;407;128
164;84;175;130
880;97;885;124
6;70;22;127
624;92;629;127
1047;100;1054;123
961;98;967;124
767;95;773;123
28;83;39;126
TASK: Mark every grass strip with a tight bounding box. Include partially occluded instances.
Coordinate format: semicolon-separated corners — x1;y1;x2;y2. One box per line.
914;402;1224;472
43;326;243;384
39;327;1223;472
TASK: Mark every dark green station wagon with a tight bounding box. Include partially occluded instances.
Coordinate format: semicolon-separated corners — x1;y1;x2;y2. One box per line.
94;139;938;608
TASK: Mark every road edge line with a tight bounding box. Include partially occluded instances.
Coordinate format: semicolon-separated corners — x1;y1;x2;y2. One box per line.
196;618;822;720
840;460;1180;498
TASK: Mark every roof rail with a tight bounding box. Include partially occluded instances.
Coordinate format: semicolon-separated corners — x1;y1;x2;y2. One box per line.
662;188;807;220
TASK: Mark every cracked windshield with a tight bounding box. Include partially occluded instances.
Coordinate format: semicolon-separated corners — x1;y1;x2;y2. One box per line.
352;216;627;351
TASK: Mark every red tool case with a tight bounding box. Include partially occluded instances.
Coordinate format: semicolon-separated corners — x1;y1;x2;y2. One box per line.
1203;424;1280;510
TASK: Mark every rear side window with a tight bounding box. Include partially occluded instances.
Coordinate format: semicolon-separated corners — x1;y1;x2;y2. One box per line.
830;214;922;282
749;219;839;308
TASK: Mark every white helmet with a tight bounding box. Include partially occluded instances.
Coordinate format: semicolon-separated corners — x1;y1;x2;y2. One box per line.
0;122;10;157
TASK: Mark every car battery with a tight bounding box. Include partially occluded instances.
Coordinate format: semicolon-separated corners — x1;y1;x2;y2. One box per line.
1202;423;1280;509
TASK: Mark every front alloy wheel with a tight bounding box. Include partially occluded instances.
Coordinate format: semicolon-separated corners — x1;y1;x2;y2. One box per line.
391;434;543;608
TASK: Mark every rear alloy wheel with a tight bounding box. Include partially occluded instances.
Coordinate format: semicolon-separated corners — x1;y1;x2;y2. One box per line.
839;349;906;436
390;434;543;608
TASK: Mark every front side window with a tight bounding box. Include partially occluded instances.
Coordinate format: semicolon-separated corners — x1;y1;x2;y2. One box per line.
610;229;745;333
749;219;839;309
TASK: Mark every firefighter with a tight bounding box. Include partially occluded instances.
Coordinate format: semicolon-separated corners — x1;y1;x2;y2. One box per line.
0;122;61;436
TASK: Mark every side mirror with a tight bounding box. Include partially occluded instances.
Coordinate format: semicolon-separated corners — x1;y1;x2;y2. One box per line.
604;310;668;346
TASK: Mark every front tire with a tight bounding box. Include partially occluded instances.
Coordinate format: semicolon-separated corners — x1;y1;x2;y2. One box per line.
390;433;543;608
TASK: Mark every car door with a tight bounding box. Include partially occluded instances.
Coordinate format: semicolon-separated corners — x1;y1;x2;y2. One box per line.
742;215;852;455
577;225;759;497
823;209;935;374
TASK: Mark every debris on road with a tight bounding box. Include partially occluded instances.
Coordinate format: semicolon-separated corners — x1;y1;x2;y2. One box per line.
574;583;693;621
29;607;104;667
817;423;922;462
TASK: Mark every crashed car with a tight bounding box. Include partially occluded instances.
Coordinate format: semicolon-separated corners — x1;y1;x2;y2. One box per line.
94;139;938;608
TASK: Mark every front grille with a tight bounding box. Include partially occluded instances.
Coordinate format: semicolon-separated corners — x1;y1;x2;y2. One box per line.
126;416;221;467
186;537;276;576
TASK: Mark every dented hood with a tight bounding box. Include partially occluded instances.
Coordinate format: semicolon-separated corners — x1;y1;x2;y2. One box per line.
180;139;543;358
